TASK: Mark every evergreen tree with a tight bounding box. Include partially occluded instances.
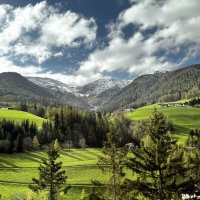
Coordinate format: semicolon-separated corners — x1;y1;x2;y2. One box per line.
124;110;194;200
88;131;127;200
185;130;200;197
6;133;14;153
54;139;61;151
32;136;40;150
16;133;23;152
29;140;70;200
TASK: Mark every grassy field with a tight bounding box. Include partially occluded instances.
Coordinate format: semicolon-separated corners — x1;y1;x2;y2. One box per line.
0;149;111;199
0;110;46;127
127;104;200;144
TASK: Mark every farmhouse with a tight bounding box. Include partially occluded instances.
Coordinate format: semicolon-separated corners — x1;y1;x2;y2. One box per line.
124;108;135;112
175;104;188;108
158;103;172;107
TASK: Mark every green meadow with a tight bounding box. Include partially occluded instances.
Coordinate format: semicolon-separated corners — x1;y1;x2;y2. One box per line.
127;104;200;144
0;109;46;127
0;149;110;199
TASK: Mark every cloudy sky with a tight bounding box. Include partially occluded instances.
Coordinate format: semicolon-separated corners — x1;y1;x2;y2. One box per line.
0;0;200;85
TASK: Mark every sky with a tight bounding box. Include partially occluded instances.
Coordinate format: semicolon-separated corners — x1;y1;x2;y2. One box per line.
0;0;200;86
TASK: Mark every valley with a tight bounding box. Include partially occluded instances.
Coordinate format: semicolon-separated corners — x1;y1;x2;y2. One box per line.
0;65;200;199
1;64;200;112
1;1;200;199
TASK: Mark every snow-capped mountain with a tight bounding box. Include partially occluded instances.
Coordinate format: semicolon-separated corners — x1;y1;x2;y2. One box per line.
27;77;79;96
77;78;131;109
77;78;131;97
27;77;91;109
27;77;132;110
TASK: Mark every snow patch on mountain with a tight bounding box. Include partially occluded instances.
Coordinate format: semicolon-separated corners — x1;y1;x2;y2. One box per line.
78;78;131;96
27;77;80;96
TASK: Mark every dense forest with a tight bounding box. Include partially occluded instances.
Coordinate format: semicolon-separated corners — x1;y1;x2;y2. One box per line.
0;106;132;153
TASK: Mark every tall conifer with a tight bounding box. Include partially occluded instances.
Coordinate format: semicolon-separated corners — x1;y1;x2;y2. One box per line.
124;110;195;200
29;140;70;200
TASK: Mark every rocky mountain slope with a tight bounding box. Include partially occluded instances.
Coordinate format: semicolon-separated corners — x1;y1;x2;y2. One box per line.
77;79;131;108
26;77;91;109
27;77;79;96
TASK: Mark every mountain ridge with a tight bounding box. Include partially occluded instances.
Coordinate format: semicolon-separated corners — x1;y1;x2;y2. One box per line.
1;64;200;111
101;64;200;112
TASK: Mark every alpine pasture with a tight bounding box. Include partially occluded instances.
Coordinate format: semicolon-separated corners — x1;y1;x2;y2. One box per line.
127;104;200;144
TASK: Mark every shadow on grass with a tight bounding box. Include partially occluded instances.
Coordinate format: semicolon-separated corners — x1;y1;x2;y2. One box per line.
18;153;42;164
61;151;83;161
0;157;18;168
84;148;101;158
173;124;190;134
66;150;94;160
27;152;46;161
172;125;189;145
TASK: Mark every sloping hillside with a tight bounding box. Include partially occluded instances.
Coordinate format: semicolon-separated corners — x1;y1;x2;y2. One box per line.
102;65;200;112
0;72;57;105
127;104;200;144
0;109;46;127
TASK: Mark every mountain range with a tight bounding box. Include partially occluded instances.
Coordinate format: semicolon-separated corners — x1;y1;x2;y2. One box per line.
0;64;200;111
27;77;130;109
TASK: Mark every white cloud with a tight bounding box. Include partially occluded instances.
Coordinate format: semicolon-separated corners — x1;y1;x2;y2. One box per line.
0;56;104;86
0;57;43;75
40;11;97;47
54;52;63;57
79;0;200;78
0;2;47;47
0;1;97;64
14;42;52;64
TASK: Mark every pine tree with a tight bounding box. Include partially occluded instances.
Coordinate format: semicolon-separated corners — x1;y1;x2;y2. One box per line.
88;130;127;200
29;140;70;200
124;110;194;200
54;138;61;151
16;134;23;152
32;136;40;150
185;130;200;197
6;133;14;153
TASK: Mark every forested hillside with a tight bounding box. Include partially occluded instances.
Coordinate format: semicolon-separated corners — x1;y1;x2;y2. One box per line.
0;72;58;106
102;65;200;112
